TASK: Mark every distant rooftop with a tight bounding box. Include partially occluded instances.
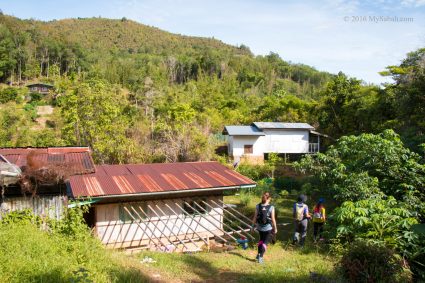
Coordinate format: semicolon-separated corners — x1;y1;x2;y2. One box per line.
0;147;95;175
252;122;314;130
223;126;265;136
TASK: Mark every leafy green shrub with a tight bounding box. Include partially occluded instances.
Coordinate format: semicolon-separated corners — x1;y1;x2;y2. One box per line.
30;91;43;102
333;197;419;257
0;87;18;103
236;164;272;181
239;192;252;207
338;241;412;283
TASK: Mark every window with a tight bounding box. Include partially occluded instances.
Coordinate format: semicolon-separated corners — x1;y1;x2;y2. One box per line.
183;198;208;216
119;202;149;223
244;144;253;154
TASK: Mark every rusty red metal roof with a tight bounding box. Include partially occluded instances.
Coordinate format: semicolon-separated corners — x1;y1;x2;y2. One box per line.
68;162;255;197
0;147;95;175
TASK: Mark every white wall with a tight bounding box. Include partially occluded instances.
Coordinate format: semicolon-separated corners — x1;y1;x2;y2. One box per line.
230;136;264;159
230;130;310;157
263;129;310;153
95;195;224;249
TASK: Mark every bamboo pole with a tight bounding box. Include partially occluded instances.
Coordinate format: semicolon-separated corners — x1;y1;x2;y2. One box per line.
152;204;201;251
123;206;162;250
192;200;249;240
174;202;229;243
207;199;253;230
147;204;192;251
202;200;255;241
134;206;176;250
182;201;238;242
216;199;253;223
128;206;169;249
163;202;208;245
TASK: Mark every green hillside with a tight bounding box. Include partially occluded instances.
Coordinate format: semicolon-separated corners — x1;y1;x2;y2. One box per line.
0;13;424;163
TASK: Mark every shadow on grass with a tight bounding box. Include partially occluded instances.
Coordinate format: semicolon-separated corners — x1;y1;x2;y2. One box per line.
180;255;333;283
228;250;257;262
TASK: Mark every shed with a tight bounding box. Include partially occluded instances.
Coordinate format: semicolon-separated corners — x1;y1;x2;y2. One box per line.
0;147;95;219
26;83;54;94
67;162;256;251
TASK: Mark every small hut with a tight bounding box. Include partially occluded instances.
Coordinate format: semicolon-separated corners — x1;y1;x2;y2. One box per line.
0;147;95;219
26;83;54;94
67;162;256;252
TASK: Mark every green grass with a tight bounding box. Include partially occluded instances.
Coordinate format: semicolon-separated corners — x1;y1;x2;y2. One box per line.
127;194;340;282
0;195;340;282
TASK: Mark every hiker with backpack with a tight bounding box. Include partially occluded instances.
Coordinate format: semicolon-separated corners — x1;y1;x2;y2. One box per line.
251;192;277;264
312;198;326;243
293;194;310;247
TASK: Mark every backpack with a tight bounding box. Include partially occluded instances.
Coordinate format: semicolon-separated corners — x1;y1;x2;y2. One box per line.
295;203;306;221
313;206;322;220
256;204;272;225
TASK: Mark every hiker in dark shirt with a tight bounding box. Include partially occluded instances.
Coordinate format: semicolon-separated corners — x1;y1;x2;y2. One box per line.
293;194;310;247
251;192;277;263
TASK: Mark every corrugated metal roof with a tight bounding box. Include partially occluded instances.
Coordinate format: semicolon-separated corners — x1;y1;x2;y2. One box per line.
223;126;265;136
252;122;314;130
0;147;95;175
68;162;256;198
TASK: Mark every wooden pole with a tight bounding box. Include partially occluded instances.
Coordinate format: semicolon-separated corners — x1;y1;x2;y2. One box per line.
163;202;208;245
152;204;201;251
201;200;255;241
182;201;238;242
174;202;229;243
147;204;192;251
215;199;253;224
192;200;249;240
134;206;176;249
123;206;162;250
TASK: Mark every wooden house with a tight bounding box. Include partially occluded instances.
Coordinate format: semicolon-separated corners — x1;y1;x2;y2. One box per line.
67;162;256;252
26;83;54;94
0;147;95;219
223;122;324;164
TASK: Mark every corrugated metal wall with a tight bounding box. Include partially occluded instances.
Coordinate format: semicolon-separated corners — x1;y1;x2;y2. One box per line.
0;195;67;220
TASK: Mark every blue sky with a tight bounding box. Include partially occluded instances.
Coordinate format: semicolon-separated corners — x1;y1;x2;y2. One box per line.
2;0;425;84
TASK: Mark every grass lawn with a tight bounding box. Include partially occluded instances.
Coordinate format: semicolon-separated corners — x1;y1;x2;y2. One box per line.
123;194;341;282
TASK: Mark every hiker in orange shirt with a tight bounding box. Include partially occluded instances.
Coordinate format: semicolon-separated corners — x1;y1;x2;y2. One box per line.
312;198;326;243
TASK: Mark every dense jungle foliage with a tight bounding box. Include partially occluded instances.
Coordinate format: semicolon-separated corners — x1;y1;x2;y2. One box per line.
0;13;423;163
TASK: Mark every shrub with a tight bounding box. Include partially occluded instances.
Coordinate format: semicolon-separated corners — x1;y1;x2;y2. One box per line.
30;92;43;102
239;192;252;207
338;241;412;283
0;87;18;103
236;164;272;181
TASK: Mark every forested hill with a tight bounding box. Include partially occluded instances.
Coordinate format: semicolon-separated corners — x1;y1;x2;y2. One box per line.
0;13;424;164
0;14;331;89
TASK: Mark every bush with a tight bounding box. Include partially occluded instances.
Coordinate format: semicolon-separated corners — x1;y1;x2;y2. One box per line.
236;164;272;181
0;87;18;103
239;192;253;207
338;241;412;283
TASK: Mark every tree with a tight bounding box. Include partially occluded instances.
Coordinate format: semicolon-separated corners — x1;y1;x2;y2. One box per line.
60;79;135;164
295;130;425;208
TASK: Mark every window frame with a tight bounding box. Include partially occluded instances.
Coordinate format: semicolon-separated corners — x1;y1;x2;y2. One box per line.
244;144;253;154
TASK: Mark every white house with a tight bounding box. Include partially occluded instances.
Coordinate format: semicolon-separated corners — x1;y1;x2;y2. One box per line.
223;122;322;163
